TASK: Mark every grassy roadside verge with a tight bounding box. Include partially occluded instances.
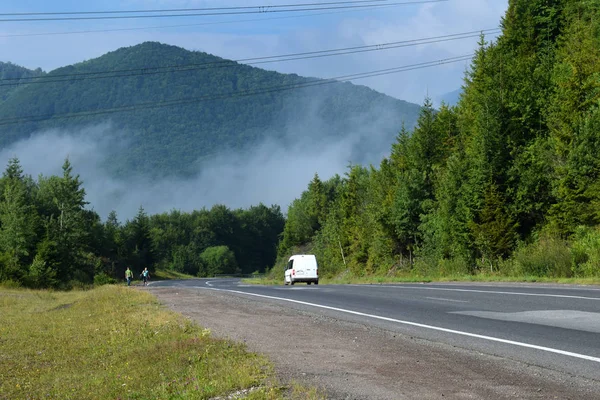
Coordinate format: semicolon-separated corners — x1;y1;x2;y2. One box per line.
0;285;322;399
152;269;197;281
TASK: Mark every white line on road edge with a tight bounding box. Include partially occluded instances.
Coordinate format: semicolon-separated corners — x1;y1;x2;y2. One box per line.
347;285;600;301
425;297;469;303
205;287;600;364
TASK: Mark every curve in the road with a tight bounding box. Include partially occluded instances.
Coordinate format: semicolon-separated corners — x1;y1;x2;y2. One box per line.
205;286;600;364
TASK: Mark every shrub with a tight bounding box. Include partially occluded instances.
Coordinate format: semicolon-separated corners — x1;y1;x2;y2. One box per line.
94;273;117;286
437;257;471;276
511;235;572;278
570;226;600;277
198;246;239;277
0;279;22;289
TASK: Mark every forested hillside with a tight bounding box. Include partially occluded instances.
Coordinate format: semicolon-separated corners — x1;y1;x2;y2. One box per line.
0;62;44;103
278;0;600;279
0;42;421;177
0;157;284;288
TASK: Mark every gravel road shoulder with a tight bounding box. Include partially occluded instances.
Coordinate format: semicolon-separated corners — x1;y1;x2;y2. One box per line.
149;286;599;400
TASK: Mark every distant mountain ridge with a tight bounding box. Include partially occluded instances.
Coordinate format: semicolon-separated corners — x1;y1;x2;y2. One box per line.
436;88;462;107
0;42;421;178
0;62;45;103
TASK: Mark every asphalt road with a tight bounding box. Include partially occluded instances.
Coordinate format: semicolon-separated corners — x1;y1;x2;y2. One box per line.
151;279;600;381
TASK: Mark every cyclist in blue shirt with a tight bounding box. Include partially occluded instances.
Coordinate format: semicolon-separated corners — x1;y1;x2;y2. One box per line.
141;268;150;286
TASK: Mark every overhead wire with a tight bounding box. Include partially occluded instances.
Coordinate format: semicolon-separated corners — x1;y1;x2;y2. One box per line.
0;54;473;126
0;0;446;22
0;5;404;38
0;0;481;126
1;0;393;16
0;29;499;86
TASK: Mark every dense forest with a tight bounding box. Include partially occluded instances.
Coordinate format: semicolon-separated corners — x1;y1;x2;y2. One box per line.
0;157;284;288
0;62;44;103
277;0;600;279
0;42;421;178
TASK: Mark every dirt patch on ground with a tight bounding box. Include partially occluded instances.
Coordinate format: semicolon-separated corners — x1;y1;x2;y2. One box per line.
149;287;599;400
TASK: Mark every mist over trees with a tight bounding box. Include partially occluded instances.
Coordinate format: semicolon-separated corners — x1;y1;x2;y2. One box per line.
0;158;284;288
278;0;600;279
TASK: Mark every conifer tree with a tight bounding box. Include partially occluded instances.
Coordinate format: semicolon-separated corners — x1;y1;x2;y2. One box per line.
38;158;89;284
0;158;38;282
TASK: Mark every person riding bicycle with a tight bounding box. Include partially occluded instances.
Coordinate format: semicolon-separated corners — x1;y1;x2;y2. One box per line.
125;267;133;286
141;268;150;286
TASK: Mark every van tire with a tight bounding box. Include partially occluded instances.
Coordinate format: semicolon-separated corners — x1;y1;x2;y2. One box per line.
315;281;319;285
307;282;311;285
290;280;295;285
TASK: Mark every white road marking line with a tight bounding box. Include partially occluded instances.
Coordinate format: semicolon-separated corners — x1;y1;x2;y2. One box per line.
205;287;600;364
348;285;600;301
205;281;213;287
425;296;469;303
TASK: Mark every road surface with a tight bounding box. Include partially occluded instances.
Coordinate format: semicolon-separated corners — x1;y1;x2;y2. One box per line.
150;279;600;399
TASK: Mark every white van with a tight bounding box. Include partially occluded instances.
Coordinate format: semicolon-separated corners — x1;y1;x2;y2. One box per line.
284;254;319;285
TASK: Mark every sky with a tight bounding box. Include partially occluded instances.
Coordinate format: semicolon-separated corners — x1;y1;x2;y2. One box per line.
0;0;509;220
0;0;508;104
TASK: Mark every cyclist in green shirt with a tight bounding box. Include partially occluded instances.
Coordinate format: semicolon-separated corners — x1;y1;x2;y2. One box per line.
125;267;133;286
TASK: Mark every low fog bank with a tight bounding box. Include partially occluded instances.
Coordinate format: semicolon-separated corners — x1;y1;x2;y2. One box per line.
0;114;402;220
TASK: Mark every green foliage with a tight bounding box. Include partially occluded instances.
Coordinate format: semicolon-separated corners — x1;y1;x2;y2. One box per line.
279;198;316;254
35;159;91;283
504;235;572;278
548;107;600;232
468;184;518;271
125;206;156;274
0;61;44;103
92;272;116;286
199;245;239;277
0;160;38;274
570;226;600;277
27;253;58;289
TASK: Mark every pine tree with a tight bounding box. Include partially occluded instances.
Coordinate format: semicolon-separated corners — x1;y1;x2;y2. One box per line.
469;184;517;271
307;173;328;231
38;158;89;284
389;99;444;258
0;158;38;283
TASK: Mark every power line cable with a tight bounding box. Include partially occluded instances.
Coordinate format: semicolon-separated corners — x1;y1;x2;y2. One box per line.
0;29;498;86
0;0;446;22
0;5;403;38
1;0;392;16
0;54;472;126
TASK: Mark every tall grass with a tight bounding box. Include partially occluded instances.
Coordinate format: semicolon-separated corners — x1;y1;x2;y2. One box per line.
0;286;322;399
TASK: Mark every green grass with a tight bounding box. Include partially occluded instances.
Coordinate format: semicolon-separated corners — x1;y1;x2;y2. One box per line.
0;286;323;400
152;269;197;281
243;276;283;286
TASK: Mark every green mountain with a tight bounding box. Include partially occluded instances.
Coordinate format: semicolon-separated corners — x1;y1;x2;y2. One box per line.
0;42;421;177
0;62;44;103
